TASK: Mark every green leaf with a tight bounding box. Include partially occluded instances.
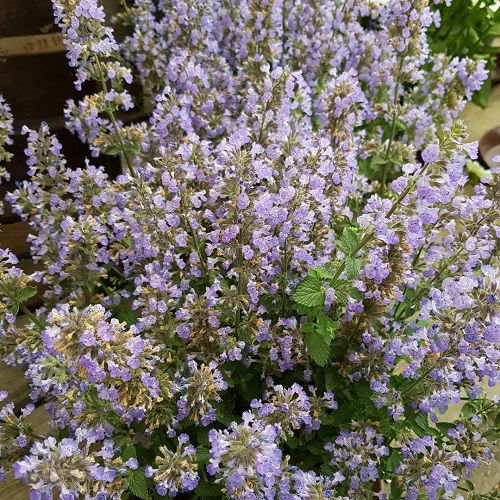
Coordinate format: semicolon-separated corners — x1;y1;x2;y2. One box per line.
471;75;492;109
385;449;402;473
104;143;140;156
196;446;210;465
213;401;235;426
345;258;360;280
317;266;335;280
324;367;341;391
316;313;336;343
104;146;121;155
390;478;404;499
8;302;19;316
293;271;325;307
115;308;138;327
122;443;137;461
286;436;299;449
460;401;477;419
465;479;475;491
410;412;438;438
196;427;210;446
320;464;335;476
466;159;492;182
304;327;330;366
320;413;337;425
128;468;150;500
306;440;325;456
395;118;406;133
370;154;388;166
194;481;223;498
295;303;320;316
348;286;363;301
300;322;315;334
333;286;349;306
435;422;455;435
491;21;500;36
337;227;359;255
18;286;37;302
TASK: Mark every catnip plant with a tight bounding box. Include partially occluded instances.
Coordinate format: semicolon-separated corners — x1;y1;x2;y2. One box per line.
0;0;498;499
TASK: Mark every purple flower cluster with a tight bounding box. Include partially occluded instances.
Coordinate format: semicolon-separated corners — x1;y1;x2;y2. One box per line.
325;424;389;495
145;434;199;496
173;360;228;426
250;383;337;437
0;95;13;182
395;425;493;500
207;412;283;498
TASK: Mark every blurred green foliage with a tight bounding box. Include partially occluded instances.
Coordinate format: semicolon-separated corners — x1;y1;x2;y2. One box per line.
429;0;500;108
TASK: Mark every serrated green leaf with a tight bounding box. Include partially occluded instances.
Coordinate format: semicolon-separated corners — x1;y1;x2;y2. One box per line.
128;468;150;500
337;227;359;255
18;286;37;302
370;154;387;167
435;422;455;435
115;307;138;327
316;326;333;344
385;449;402;473
390;477;404;498
334;287;349;306
345;258;360;279
324;367;340;391
196;446;210;465
196;427;210;446
316;313;337;343
304;327;330;366
317;266;335;280
460;401;477;419
410;412;438;438
122;443;137;461
194;481;223;498
293;272;325;307
300;322;315;334
8;302;19;316
348;286;363;301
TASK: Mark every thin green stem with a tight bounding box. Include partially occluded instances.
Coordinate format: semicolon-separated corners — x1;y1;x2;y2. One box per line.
110;264;125;278
330;161;431;285
19;303;45;329
0;282;45;329
99;279;113;297
234;202;246;337
281;238;289;317
395;214;486;321
94;57;136;177
185;218;210;280
379;57;405;195
393;220;440;318
179;194;209;281
120;0;132;16
401;364;436;396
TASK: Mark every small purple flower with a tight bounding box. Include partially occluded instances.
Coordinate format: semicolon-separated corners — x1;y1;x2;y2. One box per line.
421;143;440;163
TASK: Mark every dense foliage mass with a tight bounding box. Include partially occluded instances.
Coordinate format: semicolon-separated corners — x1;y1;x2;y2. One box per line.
0;0;498;499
